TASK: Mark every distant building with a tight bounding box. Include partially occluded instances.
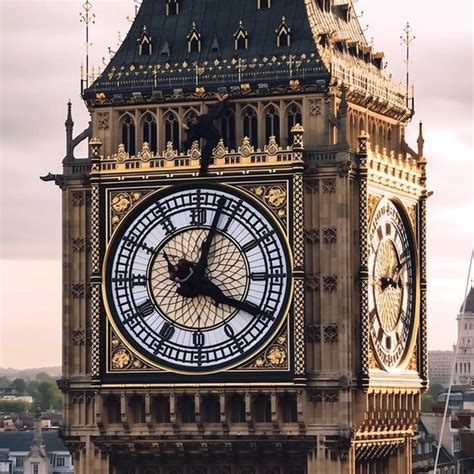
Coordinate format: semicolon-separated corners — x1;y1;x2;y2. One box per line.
454;287;474;386
429;350;455;387
0;425;73;474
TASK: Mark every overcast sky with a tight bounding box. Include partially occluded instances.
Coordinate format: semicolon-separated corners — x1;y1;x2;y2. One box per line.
0;0;472;369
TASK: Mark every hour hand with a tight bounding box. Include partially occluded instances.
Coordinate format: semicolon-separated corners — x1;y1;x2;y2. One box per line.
198;197;226;268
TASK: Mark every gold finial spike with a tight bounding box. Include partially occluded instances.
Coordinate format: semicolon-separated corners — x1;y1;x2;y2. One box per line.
400;22;416;110
80;0;95;90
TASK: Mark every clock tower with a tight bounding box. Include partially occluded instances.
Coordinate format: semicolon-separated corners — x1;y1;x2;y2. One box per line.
55;1;428;473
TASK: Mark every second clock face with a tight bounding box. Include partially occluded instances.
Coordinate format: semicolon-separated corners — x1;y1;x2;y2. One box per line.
103;184;292;373
368;198;416;371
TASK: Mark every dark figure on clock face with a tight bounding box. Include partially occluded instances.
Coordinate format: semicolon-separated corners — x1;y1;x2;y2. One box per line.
165;257;261;317
184;93;229;177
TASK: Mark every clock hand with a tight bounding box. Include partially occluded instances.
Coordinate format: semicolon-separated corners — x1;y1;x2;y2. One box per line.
198;197;226;269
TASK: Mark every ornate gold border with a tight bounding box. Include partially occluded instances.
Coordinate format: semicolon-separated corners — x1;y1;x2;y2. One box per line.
102;182;295;376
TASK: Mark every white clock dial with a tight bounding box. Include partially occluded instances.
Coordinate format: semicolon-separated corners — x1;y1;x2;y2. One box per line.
368;198;416;371
103;184;292;373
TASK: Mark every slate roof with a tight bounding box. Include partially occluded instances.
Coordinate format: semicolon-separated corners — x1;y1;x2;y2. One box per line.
461;287;474;313
84;0;406;113
0;431;68;453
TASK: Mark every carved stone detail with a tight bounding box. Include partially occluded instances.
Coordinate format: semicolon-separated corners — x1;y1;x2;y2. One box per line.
309;98;322;117
304;228;320;245
322;227;337;244
306;323;321;343
293;279;305;375
292;174;304;271
304;179;319;193
71;283;86;299
72;328;86;346
243;183;287;225
368;194;381;220
322;275;337;293
97;112;110;130
110;191;150;231
323;324;338;344
90;284;101;377
72;237;86;253
305;274;320;292
71;191;85;207
248;332;288;369
322;178;336;194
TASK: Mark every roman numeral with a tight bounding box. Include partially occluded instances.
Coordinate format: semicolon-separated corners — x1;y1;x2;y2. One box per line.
193;331;205;348
152;204;176;235
123;235;156;255
242;231;275;253
112;274;147;287
250;272;286;281
137;299;155;318
190;208;207;226
159;322;175;340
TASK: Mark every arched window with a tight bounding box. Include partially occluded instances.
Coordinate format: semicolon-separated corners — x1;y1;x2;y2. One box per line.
164;111;180;151
121;115;136;156
220;108;236;150
276;17;291;47
258;0;271;8
234;22;249;50
152;396;170;424
142;113;157;153
105;395;121;424
242;106;258;146
279;394;297;423
177;395;195;423
138;27;152;56
253;394;271;423
128;396;145;424
286;103;302;145
201;396;220;423
229;394;246;423
166;0;179;16
187;23;201;53
265;105;280;144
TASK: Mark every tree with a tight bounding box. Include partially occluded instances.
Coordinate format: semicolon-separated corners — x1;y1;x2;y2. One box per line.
35;372;53;383
11;378;27;395
35;380;61;411
0;376;10;388
0;399;32;414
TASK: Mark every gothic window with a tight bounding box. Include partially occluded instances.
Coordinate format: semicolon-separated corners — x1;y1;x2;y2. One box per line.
160;42;171;58
242;106;258;146
234;21;249;50
105;395;121;424
142;113;157;152
318;0;332;13
166;0;179;16
253;394;271;422
387;127;392;148
279;394;297;423
187;22;201;53
265;105;280;144
211;36;220;54
164;111;180;151
220;108;236;150
201;395;220;423
229;394;246;423
258;0;271;8
276;17;291;47
138;27;153;56
286;103;302;145
129;396;146;423
121;114;136;156
152;396;170;423
177;395;195;423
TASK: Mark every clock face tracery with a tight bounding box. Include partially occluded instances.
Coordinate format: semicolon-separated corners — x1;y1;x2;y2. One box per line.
368;198;417;371
103;184;292;374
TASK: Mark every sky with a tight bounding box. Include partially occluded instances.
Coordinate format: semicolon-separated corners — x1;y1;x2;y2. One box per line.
0;0;473;369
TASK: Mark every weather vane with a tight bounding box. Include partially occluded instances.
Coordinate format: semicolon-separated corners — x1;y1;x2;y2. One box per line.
80;0;95;91
401;22;416;110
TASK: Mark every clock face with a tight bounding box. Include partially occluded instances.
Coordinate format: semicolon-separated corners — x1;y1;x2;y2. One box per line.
103;184;292;373
368;199;416;371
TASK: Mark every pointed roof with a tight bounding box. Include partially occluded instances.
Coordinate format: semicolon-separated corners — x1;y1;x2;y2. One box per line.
84;0;407;117
460;287;474;314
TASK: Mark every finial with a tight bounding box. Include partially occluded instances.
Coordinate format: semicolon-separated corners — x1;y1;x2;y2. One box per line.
401;22;416;110
417;121;425;158
79;1;95;91
65;100;74;128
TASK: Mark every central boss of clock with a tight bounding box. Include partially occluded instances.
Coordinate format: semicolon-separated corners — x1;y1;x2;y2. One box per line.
103;184;293;373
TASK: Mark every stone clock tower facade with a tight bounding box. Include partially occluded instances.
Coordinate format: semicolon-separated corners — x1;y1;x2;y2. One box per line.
56;1;428;472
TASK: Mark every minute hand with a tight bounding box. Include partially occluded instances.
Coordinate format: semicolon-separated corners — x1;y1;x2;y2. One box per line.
198;197;226;268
